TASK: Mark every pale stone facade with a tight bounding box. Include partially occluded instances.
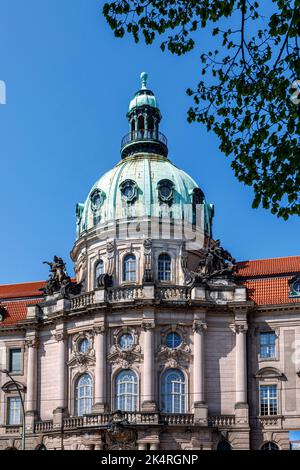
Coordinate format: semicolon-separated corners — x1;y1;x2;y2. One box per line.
0;74;299;450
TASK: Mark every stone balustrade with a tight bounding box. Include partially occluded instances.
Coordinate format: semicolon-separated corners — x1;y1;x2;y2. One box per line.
4;425;22;434
71;292;95;310
255;416;282;428
35;420;53;433
106;286;144;302
160;413;194;425
155;286;191;301
3;413;242;434
208;415;236;427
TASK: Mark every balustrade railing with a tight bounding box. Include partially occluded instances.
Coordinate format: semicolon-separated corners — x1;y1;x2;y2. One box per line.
156;286;191;301
71;292;95;310
121;130;167;148
32;413;241;432
160;413;194;425
35;420;53;433
4;425;22;434
106;286;144;302
208;415;236;427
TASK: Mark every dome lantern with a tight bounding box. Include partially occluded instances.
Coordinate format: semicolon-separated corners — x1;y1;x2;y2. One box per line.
121;72;168;159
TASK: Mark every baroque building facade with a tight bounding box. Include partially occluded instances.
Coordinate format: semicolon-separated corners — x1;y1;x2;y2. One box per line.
0;74;300;450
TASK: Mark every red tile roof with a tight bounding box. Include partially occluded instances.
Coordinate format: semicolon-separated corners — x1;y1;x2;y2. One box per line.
241;277;300;306
0;281;46;300
236;256;300;278
0;281;45;327
236;256;300;306
0;299;42;326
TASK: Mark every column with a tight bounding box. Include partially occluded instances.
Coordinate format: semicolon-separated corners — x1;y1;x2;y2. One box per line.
93;325;107;413
56;332;66;409
233;321;249;425
235;324;247;404
53;331;67;428
142;322;156;412
193;321;207;403
26;336;38;412
193;320;208;424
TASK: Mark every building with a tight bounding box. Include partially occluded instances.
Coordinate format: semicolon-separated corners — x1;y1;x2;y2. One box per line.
0;74;300;450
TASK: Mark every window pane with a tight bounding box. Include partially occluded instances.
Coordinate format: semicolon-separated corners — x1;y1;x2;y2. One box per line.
260;385;277;416
260;332;276;358
123;255;136;282
7;397;21;425
115;370;138;412
158;254;171;281
75;374;93;416
9;349;21;373
162;369;185;414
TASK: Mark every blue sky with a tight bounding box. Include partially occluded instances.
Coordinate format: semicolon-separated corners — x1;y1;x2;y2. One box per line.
0;0;299;284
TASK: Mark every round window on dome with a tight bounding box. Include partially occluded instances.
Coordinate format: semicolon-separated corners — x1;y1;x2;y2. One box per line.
90;189;104;212
78;338;90;354
166;332;181;349
293;281;300;293
120;179;138;203
118;333;134;350
158;179;174;204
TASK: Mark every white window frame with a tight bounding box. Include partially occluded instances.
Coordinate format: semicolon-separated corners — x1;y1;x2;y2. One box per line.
75;373;93;416
259;384;278;416
161;369;186;414
114;369;138;412
7;396;21;425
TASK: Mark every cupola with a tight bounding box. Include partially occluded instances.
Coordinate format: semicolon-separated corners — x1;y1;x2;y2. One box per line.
120;72;168;159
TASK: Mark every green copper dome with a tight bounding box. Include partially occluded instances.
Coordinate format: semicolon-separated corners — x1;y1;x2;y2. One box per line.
76;154;213;238
128;72;159;112
75;74;213;239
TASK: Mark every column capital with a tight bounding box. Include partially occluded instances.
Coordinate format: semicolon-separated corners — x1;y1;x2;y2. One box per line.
193;321;207;333
54;331;67;342
142;321;155;331
93;324;106;335
231;322;248;334
25;336;39;349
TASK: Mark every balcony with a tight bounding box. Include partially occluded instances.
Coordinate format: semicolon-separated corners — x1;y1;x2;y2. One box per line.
120;130;168;158
27;413;239;434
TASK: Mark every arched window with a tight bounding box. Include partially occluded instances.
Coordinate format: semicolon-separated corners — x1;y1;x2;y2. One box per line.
217;440;232;450
75;373;93;416
161;369;185;413
115;370;138;412
260;442;279;451
158;253;171;281
123;254;136;282
95;259;104;286
148;116;154;130
138;115;144;131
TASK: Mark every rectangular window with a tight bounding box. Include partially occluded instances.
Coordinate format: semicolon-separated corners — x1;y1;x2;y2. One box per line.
259;332;276;359
9;348;22;373
7;397;21;425
260;385;278;416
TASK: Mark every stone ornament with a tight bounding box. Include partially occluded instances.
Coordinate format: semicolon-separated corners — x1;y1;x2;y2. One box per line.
90;188;105;212
25;337;39;349
41;255;81;297
67;331;95;370
119;179;138;204
230;322;248;334
157;327;191;370
143;238;154;283
108;327;142;368
193;321;208;333
191;239;236;283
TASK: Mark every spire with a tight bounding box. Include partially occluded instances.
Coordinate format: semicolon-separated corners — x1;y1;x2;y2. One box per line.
140;71;148;90
120;73;168;159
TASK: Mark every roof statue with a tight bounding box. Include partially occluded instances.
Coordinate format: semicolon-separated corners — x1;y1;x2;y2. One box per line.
40;256;81;297
192;239;236;284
